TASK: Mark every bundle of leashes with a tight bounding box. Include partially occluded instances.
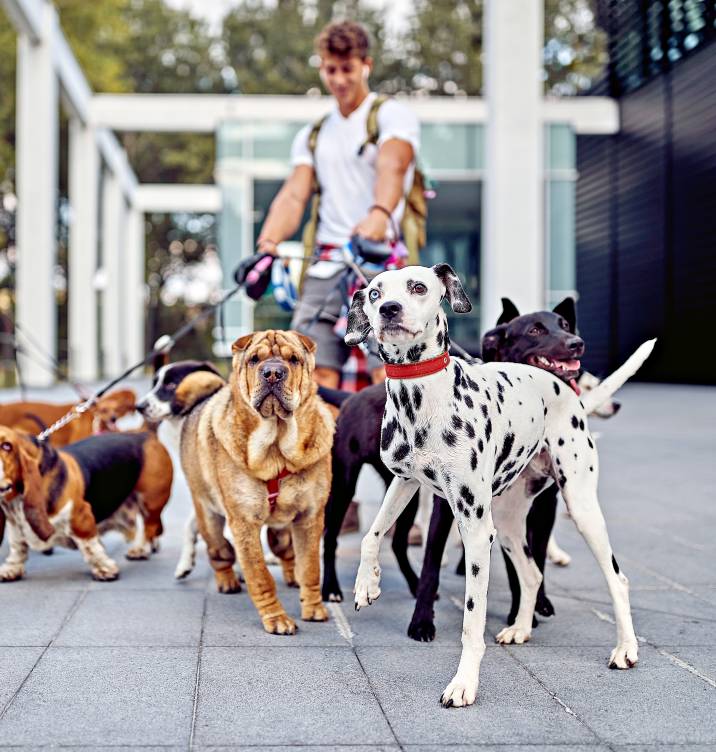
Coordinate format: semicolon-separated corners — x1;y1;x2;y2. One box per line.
35;281;243;442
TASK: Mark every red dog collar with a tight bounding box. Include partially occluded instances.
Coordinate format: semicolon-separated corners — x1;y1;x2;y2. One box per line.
385;352;450;379
267;468;291;512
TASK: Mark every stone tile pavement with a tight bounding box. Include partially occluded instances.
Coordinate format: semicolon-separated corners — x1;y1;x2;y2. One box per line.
0;382;714;750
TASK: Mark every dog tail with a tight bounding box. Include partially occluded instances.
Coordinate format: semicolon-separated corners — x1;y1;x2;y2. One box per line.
317;385;354;409
582;339;656;415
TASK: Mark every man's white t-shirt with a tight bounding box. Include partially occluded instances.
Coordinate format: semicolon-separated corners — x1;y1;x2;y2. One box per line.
290;93;420;248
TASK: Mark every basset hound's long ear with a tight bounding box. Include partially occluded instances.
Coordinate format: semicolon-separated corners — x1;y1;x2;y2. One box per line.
344;290;371;346
431;264;472;313
18;443;54;542
552;297;577;333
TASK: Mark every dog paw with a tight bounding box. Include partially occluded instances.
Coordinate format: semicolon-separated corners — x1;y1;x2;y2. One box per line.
322;586;343;603
301;602;329;622
0;564;25;582
215;569;242;594
91;561;120;582
535;593;555;617
548;547;571;566
407;617;436;642
125;545;151;560
608;642;638;669
440;675;477;708
353;562;381;610
496;625;532;645
174;556;195;580
263;613;297;635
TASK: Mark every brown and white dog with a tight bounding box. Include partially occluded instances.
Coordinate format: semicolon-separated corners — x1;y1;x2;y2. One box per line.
0;389;137;446
0;427;173;581
176;330;334;635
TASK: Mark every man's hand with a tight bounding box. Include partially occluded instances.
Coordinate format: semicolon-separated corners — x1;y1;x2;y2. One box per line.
353;207;390;242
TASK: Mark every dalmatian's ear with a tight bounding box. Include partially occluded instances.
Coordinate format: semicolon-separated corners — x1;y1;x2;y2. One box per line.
344;289;371;346
431;264;472;314
481;324;508;363
497;297;520;325
552;297;577;333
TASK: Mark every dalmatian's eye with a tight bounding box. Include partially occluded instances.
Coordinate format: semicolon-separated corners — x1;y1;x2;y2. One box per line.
0;442;11;452
368;289;380;302
413;283;428;295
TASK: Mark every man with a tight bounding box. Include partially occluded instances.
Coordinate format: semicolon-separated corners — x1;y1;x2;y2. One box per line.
255;20;420;388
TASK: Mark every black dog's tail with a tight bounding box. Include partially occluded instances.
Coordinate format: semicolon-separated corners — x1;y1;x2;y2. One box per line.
317;385;354;409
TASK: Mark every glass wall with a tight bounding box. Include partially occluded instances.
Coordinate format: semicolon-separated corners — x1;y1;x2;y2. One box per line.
217;118;576;348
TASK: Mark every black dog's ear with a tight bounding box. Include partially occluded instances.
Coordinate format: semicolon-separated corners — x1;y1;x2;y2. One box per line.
497;297;520;325
552;297;577;333
431;264;472;313
481;324;507;363
344;289;371;346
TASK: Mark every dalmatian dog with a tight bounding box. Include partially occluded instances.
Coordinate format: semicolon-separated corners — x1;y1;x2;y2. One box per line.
345;263;655;708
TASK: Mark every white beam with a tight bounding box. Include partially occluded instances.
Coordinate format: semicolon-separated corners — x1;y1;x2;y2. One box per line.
125;209;145;366
54;22;91;124
68;118;99;382
89;93;619;134
14;2;58;387
133;184;221;213
0;0;44;43
100;171;125;376
482;0;544;332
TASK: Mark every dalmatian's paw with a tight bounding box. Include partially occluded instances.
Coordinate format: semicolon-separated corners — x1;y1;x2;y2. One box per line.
609;642;638;669
353;561;381;610
0;563;25;581
496;625;532;645
440;674;478;708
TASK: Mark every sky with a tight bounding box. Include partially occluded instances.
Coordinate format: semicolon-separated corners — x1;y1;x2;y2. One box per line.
163;0;413;36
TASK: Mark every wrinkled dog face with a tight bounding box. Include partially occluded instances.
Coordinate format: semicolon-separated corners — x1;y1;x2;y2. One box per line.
232;330;317;419
345;265;471;348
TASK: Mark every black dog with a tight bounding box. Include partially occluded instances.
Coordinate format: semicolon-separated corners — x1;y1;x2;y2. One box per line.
321;298;584;627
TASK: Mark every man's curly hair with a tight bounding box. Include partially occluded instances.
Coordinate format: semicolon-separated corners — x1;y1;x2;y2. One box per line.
316;21;371;60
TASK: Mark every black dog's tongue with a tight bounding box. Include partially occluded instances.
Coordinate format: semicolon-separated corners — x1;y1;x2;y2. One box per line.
569;378;581;395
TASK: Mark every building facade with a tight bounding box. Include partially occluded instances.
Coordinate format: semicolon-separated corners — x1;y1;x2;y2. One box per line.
576;0;716;384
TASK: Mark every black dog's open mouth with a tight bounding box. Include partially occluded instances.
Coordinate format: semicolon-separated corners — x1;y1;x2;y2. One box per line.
528;355;581;394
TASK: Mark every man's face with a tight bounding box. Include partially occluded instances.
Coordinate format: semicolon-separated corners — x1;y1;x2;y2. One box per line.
320;54;370;106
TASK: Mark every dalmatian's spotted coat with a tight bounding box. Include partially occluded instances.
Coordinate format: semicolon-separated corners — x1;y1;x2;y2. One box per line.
345;264;655;708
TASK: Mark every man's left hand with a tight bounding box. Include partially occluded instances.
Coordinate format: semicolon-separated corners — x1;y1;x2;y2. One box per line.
353;208;390;242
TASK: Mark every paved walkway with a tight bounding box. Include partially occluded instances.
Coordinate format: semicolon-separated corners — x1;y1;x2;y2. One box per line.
0;382;714;750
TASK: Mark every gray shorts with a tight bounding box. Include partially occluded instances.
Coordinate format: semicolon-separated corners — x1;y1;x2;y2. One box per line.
290;271;382;373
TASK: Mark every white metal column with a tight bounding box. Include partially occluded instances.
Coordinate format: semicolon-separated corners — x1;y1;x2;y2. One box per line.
125;208;145;366
14;1;58;387
100;171;124;377
482;0;544;331
68;118;99;382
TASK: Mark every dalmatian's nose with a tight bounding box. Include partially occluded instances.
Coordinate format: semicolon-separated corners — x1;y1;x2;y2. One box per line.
379;301;402;320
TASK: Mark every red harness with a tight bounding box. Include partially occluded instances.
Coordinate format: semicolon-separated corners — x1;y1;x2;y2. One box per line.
267;468;292;513
384;352;450;380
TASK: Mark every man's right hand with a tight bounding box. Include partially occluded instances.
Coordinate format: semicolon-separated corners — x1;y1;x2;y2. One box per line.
256;238;279;255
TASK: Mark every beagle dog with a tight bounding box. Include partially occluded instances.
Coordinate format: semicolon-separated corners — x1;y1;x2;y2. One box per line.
0;427;173;581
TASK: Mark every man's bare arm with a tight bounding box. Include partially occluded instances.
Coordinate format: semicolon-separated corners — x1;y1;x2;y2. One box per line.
353;138;415;241
256;165;315;253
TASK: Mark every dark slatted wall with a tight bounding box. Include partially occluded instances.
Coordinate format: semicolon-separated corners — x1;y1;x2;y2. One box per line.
576;2;716;383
